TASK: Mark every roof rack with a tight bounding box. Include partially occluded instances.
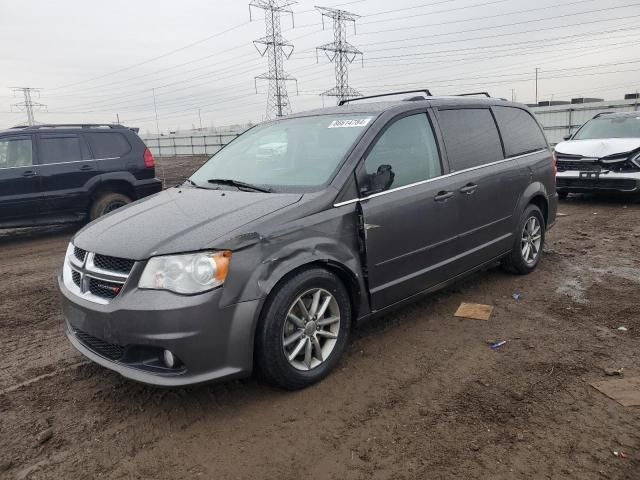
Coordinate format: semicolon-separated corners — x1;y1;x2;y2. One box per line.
454;92;491;97
339;89;432;106
9;123;126;130
592;112;621;119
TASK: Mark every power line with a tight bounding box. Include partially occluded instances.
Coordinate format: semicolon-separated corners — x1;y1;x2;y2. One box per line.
316;6;363;103
49;21;252;91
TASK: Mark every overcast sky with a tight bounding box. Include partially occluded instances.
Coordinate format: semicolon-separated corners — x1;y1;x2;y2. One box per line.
1;0;639;134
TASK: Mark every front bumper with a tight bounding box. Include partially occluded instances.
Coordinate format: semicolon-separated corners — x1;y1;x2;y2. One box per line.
58;273;261;387
556;170;640;193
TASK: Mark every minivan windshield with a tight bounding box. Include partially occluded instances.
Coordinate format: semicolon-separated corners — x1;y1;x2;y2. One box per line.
190;114;374;192
573;116;640;140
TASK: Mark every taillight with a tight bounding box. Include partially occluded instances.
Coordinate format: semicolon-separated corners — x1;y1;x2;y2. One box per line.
551;151;558;176
143;148;155;168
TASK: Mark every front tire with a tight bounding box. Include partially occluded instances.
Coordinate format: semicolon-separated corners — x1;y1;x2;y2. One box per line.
254;268;352;390
89;192;132;221
502;204;545;275
558;191;568;200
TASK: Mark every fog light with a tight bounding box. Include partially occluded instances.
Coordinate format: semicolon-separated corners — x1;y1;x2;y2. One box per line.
163;350;176;368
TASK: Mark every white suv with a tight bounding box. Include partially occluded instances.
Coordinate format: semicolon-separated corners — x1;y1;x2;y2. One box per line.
555;112;640;198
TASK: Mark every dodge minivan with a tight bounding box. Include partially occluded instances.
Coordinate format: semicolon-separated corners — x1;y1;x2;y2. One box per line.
58;91;557;390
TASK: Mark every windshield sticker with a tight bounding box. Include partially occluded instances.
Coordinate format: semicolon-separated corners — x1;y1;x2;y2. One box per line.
328;118;372;128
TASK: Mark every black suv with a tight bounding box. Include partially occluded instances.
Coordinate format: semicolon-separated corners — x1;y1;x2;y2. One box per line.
0;124;162;228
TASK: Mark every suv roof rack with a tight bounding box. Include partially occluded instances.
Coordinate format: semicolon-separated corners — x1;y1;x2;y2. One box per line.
454;92;491;97
591;111;630;119
339;89;432;106
9;123;126;130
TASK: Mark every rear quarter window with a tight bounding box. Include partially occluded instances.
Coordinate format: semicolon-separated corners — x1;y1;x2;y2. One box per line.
85;132;132;159
493;106;547;157
437;108;503;171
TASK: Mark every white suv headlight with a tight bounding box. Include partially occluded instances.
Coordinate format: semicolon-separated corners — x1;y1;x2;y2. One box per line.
139;251;232;294
631;151;640;168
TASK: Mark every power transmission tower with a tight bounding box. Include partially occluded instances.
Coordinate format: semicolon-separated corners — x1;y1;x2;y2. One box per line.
315;6;363;104
10;87;46;126
250;0;298;119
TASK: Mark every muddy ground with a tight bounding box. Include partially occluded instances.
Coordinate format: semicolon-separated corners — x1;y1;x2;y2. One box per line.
0;157;638;479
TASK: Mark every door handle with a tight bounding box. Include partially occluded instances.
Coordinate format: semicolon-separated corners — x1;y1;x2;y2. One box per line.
79;164;95;171
459;183;478;195
434;191;454;202
22;170;37;177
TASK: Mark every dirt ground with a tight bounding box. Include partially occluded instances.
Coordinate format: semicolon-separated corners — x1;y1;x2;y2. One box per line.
0;157;638;479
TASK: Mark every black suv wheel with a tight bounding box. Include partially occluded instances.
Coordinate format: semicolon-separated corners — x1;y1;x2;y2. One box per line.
90;192;132;221
254;268;352;390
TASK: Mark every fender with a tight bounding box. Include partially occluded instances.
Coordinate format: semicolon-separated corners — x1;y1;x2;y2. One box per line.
516;181;549;223
215;206;370;318
85;172;138;198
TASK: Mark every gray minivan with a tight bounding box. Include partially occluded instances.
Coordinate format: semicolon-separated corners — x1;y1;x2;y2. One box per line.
58;91;557;390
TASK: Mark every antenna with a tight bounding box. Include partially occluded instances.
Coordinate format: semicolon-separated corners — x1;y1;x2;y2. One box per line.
250;0;298;119
315;6;363;105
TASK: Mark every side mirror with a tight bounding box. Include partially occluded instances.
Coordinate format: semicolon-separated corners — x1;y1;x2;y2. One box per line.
563;134;572;141
363;164;395;195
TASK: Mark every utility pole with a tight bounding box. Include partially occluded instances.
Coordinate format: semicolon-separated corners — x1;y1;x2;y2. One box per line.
198;108;203;131
152;88;161;136
10;87;46;126
250;0;298;119
316;6;363;104
535;67;540;104
116;113;121;125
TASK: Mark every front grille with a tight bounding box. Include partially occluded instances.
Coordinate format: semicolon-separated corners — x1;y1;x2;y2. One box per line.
88;278;123;299
71;270;81;287
557;161;601;172
74;247;87;262
93;254;135;274
75;329;125;361
557;178;638;190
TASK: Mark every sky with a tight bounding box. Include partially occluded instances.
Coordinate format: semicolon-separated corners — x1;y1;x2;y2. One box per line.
1;0;639;134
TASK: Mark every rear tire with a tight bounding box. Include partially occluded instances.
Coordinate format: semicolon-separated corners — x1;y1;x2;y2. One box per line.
254;268;352;390
502;204;545;275
89;192;131;221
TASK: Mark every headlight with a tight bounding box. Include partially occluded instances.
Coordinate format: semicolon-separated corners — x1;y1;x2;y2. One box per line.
631;151;640;168
138;251;232;294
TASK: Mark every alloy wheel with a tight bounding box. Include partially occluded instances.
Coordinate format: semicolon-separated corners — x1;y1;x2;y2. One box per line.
521;216;542;265
282;288;341;371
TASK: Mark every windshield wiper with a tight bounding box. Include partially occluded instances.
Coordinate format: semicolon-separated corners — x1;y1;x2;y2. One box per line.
207;178;272;193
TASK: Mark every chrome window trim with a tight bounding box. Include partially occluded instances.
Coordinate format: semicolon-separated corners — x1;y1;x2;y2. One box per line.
0;157;119;170
0;163;36;170
333;149;547;207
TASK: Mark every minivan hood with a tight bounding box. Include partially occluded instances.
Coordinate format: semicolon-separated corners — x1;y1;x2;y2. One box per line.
73;187;302;259
555;138;640;158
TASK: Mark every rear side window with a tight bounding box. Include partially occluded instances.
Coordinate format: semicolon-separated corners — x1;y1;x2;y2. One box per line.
363;113;442;192
0;137;33;168
493;106;547;157
39;135;89;164
85;132;131;158
437;108;503;171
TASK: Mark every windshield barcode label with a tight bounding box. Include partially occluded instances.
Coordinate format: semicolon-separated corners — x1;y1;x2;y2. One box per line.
328;118;372;128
